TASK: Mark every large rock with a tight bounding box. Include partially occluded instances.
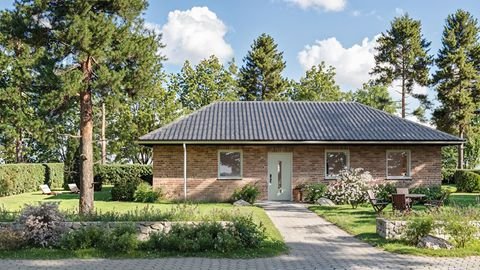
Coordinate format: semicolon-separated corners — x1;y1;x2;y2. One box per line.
233;199;251;206
417;235;453;250
316;197;335;206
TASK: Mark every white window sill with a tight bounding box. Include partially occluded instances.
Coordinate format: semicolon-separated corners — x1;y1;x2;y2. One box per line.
217;177;243;180
386;177;412;180
324;176;340;180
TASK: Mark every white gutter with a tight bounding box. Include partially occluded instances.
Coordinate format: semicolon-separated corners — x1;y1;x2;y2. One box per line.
183;143;187;201
137;140;464;145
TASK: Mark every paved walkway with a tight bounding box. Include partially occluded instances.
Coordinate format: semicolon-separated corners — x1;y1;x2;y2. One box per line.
3;202;480;269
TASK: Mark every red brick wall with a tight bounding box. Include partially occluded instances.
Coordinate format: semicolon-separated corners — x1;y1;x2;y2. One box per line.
152;144;442;201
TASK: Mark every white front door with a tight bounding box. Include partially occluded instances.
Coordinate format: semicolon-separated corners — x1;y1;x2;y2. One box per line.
267;152;292;201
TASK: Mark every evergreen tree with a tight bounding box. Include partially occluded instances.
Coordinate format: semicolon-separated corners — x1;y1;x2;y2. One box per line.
353;82;397;114
238;33;288;101
290;63;343;101
371;14;433;119
11;0;164;213
433;10;480;169
172;55;238;111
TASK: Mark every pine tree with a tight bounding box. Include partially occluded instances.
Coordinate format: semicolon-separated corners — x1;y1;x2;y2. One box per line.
433;10;480;169
371;14;433;119
290;63;343;101
11;0;164;213
173;55;238;111
238;33;287;101
353;82;397;114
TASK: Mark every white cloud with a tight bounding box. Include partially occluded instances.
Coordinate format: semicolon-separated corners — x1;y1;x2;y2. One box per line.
298;36;379;90
285;0;346;12
395;8;405;16
148;7;234;65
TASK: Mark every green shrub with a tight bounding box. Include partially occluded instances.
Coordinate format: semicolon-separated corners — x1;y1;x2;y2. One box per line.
454;170;480;192
99;224;138;252
437;207;479;248
143;216;265;253
0;228;26;250
15;202;66;247
231;184;260;204
134;182;163;203
302;183;327;202
373;183;396;201
60;226;107;250
410;186;443;200
0;164;45;196
61;224;138;253
43;163;64;189
111;177;143;201
404;216;434;245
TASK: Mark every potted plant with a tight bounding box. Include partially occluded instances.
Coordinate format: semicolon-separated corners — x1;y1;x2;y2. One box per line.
293;183;306;202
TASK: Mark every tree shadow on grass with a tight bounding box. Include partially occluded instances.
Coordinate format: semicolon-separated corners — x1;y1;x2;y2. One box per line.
44;190;112;202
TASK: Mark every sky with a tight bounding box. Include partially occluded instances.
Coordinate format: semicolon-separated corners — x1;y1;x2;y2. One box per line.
0;0;479;121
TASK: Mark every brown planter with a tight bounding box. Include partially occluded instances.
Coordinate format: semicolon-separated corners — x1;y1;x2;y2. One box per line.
293;188;303;202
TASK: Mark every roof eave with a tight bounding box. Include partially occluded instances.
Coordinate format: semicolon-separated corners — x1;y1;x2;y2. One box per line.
136;140;464;146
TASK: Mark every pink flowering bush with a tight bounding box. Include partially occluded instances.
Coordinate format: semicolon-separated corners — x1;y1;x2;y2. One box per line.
325;168;372;208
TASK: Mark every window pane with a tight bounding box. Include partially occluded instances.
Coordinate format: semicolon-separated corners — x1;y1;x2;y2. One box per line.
387;151;409;177
219;152;241;178
277;161;282;190
326;152;347;176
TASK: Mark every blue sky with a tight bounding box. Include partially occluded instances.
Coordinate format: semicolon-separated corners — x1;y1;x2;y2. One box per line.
1;0;479;120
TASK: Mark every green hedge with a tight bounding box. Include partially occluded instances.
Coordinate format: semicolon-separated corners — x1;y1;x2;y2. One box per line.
94;164;152;186
454;170;480;192
93;164;152;201
0;164;46;196
44;163;64;189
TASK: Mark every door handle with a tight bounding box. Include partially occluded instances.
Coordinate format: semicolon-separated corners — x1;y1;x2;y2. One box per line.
269;174;272;184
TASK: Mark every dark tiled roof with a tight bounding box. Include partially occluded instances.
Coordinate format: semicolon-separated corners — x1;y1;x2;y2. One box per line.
139;101;462;143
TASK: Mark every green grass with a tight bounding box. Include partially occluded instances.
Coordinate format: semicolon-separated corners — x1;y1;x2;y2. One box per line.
309;189;480;257
0;187;287;259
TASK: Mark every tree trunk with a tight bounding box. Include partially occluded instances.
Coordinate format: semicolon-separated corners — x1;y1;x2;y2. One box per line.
401;76;406;118
15;129;23;163
458;128;464;169
79;56;94;214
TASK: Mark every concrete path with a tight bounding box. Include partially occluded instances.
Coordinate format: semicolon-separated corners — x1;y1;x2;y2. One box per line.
2;202;480;269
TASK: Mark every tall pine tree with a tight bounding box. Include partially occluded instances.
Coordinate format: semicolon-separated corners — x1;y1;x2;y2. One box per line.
371;14;433;119
238;33;287;101
12;0;164;213
433;10;480;169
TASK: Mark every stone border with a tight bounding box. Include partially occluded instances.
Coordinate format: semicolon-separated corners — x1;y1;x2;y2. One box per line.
376;217;480;241
0;221;230;241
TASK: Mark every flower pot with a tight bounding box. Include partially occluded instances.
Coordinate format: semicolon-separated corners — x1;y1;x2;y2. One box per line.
293;188;303;202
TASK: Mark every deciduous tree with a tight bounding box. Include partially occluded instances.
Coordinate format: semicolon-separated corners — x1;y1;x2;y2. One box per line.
290;63;343;101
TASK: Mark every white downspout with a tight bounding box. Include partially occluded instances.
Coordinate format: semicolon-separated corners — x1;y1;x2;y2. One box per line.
183;143;187;201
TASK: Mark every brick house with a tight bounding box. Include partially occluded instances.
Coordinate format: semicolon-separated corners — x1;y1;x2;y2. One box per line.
139;101;462;201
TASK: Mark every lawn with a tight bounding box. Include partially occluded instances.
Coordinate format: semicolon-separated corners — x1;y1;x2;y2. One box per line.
309;190;480;257
0;187;287;259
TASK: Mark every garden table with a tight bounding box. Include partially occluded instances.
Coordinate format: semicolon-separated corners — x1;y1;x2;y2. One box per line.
405;194;426;205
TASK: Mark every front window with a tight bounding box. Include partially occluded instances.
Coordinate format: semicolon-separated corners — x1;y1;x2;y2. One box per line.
218;150;242;179
386;150;411;178
325;150;349;178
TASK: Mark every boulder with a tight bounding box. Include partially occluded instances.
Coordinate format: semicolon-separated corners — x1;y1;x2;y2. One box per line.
316;197;335;206
417;235;453;250
233;199;251;206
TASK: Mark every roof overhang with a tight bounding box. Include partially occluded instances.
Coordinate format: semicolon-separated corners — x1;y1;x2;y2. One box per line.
136;140;464;146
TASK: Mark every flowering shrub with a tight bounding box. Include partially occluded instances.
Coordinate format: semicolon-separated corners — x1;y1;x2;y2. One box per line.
302;183;327;203
372;183;396;201
325;168;372;208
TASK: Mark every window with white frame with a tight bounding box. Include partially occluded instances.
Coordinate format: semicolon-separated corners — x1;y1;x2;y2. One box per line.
325;150;349;178
218;150;242;179
386;150;411;178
